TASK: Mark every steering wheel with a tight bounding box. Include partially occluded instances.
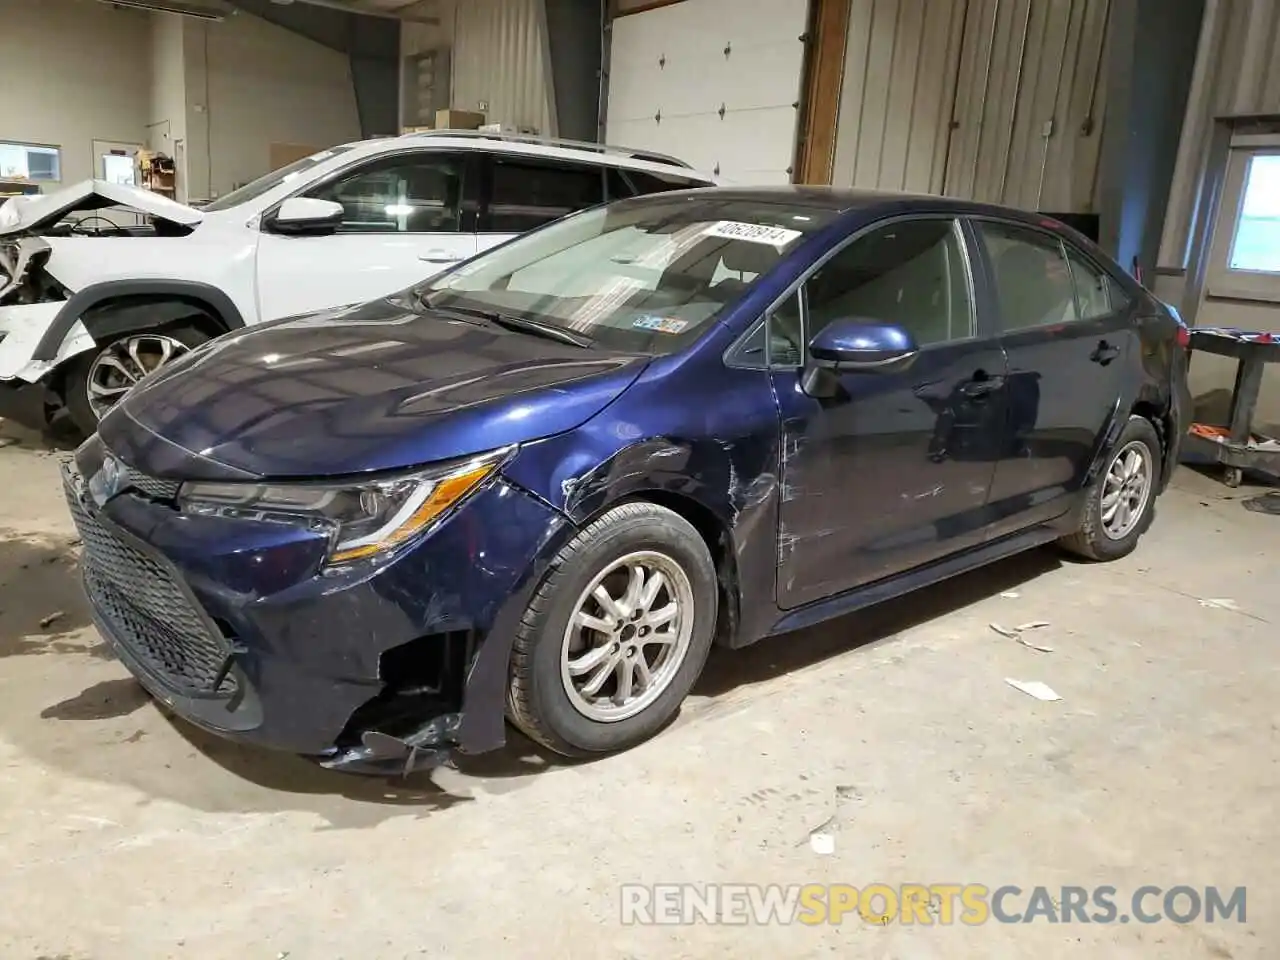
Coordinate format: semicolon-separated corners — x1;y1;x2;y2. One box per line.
67;214;124;236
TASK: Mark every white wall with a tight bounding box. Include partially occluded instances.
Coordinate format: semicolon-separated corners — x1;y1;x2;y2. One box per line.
182;11;362;201
150;12;189;199
451;0;556;135
0;0;152;184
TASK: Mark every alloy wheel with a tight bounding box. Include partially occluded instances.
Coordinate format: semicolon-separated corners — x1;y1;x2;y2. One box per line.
86;334;192;421
560;550;695;723
1101;440;1153;540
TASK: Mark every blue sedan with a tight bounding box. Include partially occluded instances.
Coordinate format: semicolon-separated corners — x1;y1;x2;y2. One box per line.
64;187;1192;774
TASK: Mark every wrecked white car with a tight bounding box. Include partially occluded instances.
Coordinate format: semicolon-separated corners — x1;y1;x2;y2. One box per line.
0;133;714;434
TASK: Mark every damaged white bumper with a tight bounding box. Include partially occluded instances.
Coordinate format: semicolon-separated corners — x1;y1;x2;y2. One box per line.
0;301;91;383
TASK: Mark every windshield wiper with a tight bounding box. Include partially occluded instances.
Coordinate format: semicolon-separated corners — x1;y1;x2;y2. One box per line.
417;295;593;348
485;312;593;348
465;308;593;348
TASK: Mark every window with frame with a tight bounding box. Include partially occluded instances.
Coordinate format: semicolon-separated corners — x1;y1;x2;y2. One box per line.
1064;246;1112;320
1228;153;1280;274
805;218;974;348
308;152;465;233
731;290;803;368
487;157;605;233
624;168;713;195
977;221;1078;331
0;141;61;183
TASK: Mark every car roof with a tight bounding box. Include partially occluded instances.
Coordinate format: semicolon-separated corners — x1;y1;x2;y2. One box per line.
343;130;717;183
625;184;1054;219
612;184;1104;241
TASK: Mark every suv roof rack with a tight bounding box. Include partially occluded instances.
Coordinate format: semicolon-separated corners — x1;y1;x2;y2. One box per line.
398;128;694;170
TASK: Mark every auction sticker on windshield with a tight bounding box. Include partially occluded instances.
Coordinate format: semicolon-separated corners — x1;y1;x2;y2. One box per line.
705;221;803;248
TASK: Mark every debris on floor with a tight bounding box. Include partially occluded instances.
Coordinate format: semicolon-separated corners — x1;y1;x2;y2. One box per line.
990;621;1054;652
1004;678;1062;702
39;611;65;628
809;831;835;855
999;591;1021;599
1198;597;1241;611
805;784;861;855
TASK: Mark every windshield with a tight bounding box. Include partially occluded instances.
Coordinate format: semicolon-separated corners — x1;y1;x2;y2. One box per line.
417;196;837;353
202;145;356;212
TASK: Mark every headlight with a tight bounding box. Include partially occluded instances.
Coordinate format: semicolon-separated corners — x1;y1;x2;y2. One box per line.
177;446;514;566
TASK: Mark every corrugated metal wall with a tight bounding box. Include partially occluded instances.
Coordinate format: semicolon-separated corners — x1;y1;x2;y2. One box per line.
450;0;557;136
1159;0;1280;268
832;0;1110;213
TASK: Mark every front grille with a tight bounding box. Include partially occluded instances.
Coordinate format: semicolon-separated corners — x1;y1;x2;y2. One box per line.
123;467;181;501
65;479;236;697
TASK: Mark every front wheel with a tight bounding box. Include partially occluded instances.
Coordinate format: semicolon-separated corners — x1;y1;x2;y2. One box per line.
64;324;210;435
506;502;718;758
1059;415;1162;561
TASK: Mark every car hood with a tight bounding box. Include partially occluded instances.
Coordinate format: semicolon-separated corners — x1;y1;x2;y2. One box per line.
99;296;651;480
0;179;204;236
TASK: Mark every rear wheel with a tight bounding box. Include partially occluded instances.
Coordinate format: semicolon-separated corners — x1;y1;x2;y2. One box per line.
1059;415;1161;561
64;324;210;435
506;502;717;758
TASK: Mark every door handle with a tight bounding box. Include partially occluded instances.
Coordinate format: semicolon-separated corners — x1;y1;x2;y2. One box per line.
1091;340;1121;365
959;374;1005;399
420;252;463;263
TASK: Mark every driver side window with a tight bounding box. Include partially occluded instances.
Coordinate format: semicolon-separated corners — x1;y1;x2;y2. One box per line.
307;152;466;234
804;218;974;349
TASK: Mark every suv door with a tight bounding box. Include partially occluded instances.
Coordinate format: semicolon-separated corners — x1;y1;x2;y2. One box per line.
770;217;1009;609
476;153;607;255
255;150;481;321
972;219;1138;536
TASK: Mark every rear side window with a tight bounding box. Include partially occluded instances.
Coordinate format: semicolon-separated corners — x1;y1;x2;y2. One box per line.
1064;247;1113;320
486;157;605;233
624;169;712;195
977;221;1078;331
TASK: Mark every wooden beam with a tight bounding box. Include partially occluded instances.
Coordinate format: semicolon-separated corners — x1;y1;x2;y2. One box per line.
795;0;851;185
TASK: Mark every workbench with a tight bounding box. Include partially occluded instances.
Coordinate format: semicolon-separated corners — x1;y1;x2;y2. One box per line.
1184;326;1280;487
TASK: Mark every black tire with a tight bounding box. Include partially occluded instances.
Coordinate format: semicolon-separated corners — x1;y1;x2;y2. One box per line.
507;501;718;758
64;322;211;436
1059;414;1162;561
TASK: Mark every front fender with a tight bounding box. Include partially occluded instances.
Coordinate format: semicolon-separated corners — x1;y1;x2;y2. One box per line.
505;423;784;650
34;278;247;363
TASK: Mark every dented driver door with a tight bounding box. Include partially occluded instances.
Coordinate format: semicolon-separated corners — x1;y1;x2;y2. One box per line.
770;216;1008;610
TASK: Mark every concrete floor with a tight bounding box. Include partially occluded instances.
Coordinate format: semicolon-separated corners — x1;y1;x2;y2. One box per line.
0;427;1276;959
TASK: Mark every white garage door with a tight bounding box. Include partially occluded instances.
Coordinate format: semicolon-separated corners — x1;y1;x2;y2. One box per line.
605;0;809;184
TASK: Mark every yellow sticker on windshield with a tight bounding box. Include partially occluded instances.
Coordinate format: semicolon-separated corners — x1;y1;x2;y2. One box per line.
705;220;803;247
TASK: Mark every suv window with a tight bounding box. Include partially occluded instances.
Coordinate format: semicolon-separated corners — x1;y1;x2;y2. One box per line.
625;168;711;195
805;218;974;348
308;152;466;233
977;221;1078;330
486;157;605;233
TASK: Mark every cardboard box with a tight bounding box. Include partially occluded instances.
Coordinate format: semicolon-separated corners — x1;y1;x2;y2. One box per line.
401;125;433;134
435;109;486;130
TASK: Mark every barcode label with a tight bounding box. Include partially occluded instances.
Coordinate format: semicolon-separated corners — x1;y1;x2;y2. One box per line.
704;220;803;248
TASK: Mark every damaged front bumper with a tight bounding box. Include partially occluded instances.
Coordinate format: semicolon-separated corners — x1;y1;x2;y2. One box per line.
63;448;576;776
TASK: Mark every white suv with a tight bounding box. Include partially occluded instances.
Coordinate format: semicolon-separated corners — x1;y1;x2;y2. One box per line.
0;132;715;434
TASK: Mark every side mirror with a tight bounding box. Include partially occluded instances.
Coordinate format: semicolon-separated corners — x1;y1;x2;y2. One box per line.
808;318;919;373
268;197;344;236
